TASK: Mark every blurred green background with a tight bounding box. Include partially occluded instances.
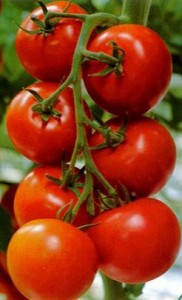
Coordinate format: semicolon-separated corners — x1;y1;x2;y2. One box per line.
0;0;181;299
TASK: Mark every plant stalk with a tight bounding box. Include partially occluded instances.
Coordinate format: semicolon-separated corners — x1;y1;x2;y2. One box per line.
101;273;129;300
120;0;152;25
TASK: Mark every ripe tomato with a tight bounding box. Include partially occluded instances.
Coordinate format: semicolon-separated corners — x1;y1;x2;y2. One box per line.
7;219;98;300
14;164;96;227
88;198;181;283
89;116;176;198
6;82;77;163
0;271;26;300
83;24;172;116
16;1;87;81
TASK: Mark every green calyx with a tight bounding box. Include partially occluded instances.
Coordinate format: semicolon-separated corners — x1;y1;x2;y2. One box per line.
89;115;128;150
83;40;125;77
20;0;73;36
25;88;62;122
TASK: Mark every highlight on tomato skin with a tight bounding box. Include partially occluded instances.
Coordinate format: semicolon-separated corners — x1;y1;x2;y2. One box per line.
83;24;172;116
7;219;98;300
88;198;181;284
13;164;98;227
15;1;87;82
6;82;77;164
89;116;176;199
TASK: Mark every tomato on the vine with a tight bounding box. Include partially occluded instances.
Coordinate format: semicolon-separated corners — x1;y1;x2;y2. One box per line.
6;82;77;163
16;1;87;81
7;219;98;300
88;198;181;284
14;165;96;227
83;24;172;116
89;116;176;198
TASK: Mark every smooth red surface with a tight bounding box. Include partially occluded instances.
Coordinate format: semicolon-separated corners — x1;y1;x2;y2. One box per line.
6;82;77;163
89;116;176;198
88;198;181;283
16;1;87;81
14;164;96;227
83;24;172;116
7;219;98;300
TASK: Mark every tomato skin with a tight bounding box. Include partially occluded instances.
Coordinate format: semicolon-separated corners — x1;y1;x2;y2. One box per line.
89;116;176;198
88;198;181;284
83;24;172;116
14;165;95;227
6;82;77;163
7;219;98;300
0;271;27;300
16;1;87;81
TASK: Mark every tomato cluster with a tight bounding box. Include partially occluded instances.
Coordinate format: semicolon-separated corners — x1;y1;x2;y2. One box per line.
3;1;181;299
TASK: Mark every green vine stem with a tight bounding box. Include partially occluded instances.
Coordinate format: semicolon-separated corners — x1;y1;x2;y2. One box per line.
31;1;155;298
121;0;152;25
101;273;129;300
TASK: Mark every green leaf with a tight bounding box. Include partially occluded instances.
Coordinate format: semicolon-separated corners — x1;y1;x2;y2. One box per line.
0;206;13;252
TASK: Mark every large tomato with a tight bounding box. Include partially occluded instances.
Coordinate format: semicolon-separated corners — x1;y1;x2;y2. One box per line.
83;24;172;116
16;1;87;81
88;198;181;283
6;82;77;163
14;164;96;227
89;116;176;198
7;219;98;300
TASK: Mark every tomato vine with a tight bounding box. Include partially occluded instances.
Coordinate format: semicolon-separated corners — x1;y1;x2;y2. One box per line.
3;0;181;300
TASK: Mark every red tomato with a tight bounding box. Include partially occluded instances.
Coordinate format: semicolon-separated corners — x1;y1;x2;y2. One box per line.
83;24;172;116
6;82;77;163
16;1;87;81
88;198;181;283
0;271;27;300
14;165;96;227
89;116;176;198
7;219;98;300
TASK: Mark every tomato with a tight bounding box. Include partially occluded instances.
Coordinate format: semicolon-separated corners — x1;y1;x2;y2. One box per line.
14;164;96;227
88;198;181;283
89;116;176;198
0;271;27;300
7;219;98;300
16;1;87;81
6;82;77;163
83;24;172;116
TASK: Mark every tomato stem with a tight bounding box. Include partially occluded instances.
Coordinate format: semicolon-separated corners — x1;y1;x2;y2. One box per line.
120;0;152;25
59;12;123;207
101;273;130;300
